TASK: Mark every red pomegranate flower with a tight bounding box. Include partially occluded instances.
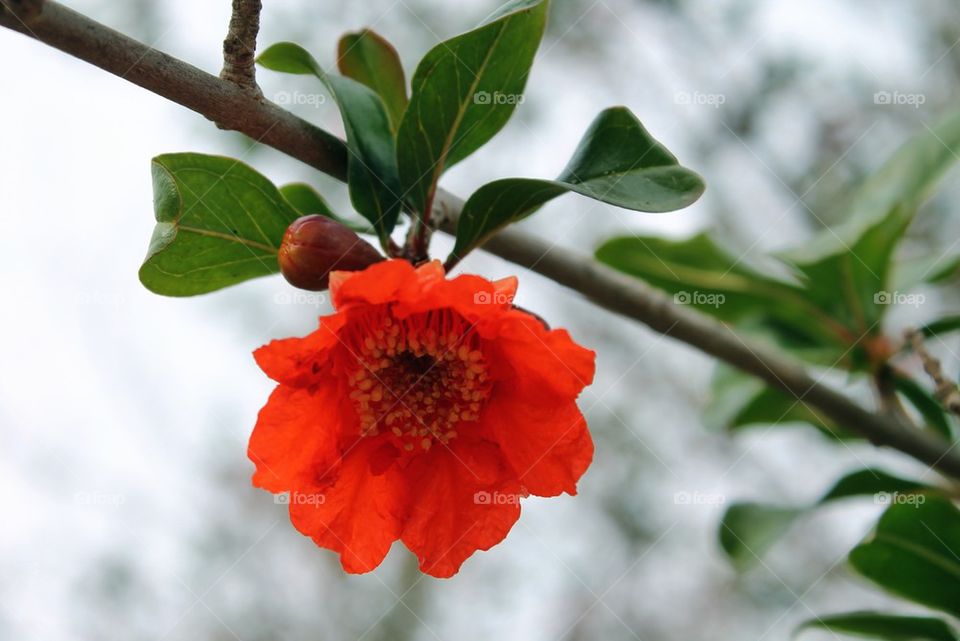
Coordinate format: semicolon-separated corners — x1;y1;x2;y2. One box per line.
249;259;595;577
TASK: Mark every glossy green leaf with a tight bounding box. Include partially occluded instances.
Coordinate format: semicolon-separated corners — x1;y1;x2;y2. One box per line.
850;496;960;617
337;29;408;132
258;42;402;244
396;0;548;216
279;183;374;234
450;107;705;258
719;468;938;568
139;153;297;296
796;612;958;641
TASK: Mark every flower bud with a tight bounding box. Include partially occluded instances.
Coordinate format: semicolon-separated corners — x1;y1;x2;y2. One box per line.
278;216;383;290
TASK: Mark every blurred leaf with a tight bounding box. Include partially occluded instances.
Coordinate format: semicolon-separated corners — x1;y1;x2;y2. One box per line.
450;107;704;258
720;468;938;568
921;316;960;340
820;468;934;501
779;109;960;331
258;43;402;244
892;252;960;291
796;612;958;641
890;372;954;439
706;365;844;438
139;153;296;296
337;29;408;132
396;0;548;216
850;496;960;617
719;503;801;568
279;183;374;234
596;232;845;351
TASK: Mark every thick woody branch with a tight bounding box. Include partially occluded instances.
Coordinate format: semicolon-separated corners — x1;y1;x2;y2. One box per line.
3;1;960;478
220;0;262;94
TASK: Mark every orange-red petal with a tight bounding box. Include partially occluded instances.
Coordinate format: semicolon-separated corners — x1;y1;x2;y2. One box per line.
248;384;347;492
482;388;593;497
400;441;522;578
289;439;407;574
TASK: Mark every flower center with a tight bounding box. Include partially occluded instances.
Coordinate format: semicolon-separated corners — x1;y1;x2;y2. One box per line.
346;309;491;451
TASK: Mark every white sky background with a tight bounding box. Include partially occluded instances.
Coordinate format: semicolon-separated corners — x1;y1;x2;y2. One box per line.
1;0;958;640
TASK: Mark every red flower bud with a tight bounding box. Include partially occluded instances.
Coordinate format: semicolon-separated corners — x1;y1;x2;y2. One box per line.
278;216;383;291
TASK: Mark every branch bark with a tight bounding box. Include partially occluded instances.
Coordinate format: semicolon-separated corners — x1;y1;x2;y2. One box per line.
4;0;960;478
220;0;262;94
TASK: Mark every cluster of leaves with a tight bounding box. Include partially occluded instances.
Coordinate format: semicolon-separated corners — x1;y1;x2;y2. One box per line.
139;0;704;297
598;109;960;637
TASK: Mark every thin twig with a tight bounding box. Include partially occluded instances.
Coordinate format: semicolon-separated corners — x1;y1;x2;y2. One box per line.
3;1;960;478
220;0;262;94
907;328;960;415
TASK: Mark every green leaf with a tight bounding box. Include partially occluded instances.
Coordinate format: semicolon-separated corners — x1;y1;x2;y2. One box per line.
596;232;845;352
258;42;402;244
719;503;802;568
450;107;705;258
890;372;954;439
278;183;374;234
396;0;548;216
139;153;297;296
796;612;959;641
706;365;843;438
850;496;960;617
337;29;408;132
921;316;960;340
719;468;938;568
820;468;934;502
779;108;960;330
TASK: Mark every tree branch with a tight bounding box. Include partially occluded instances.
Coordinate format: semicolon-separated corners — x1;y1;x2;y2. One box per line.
220;0;262;94
4;1;960;478
907;328;960;415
